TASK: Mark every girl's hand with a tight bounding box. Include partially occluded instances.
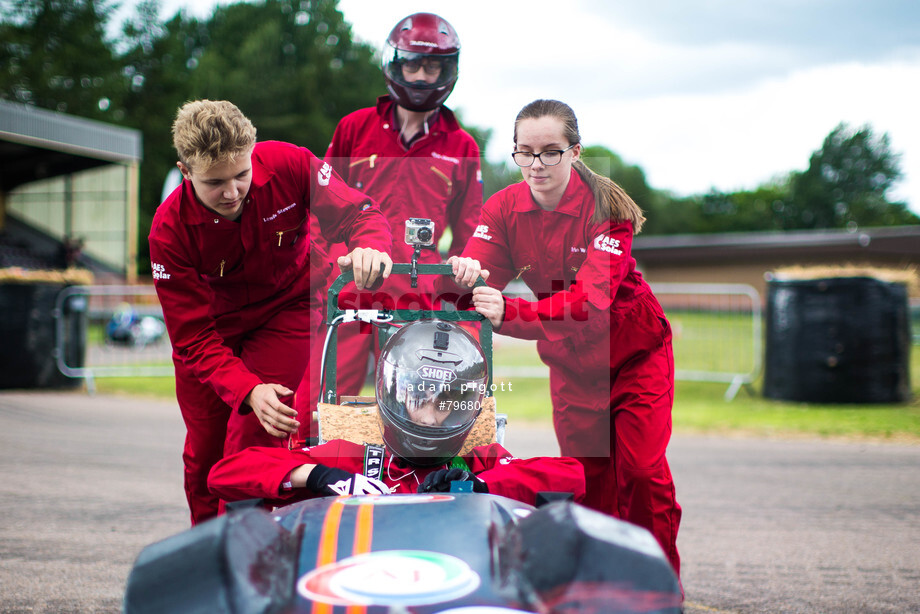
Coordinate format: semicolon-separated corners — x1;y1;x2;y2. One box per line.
472;285;504;329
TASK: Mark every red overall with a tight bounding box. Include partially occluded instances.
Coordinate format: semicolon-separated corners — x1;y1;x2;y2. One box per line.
149;141;391;525
297;96;483;407
208;439;586;507
461;171;681;574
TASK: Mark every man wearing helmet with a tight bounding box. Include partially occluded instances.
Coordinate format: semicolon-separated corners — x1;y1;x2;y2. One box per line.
296;13;484;420
210;321;584;505
380;14;461;115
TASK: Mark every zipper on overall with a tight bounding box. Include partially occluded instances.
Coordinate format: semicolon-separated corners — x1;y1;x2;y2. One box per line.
274;215;307;247
349;154;378;169
429;166;453;196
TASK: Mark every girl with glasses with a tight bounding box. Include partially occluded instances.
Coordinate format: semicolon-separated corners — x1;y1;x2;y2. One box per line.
461;99;682;578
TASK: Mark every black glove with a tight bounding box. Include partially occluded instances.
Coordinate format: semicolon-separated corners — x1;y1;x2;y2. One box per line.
306;464;390;496
417;468;488;494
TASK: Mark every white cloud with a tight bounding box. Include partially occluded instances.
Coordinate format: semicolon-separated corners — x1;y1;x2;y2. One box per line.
125;0;920;213
573;58;920;202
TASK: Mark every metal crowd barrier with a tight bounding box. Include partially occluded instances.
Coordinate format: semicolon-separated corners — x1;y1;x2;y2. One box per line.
53;282;763;401
494;281;763;402
652;282;762;401
53;285;173;394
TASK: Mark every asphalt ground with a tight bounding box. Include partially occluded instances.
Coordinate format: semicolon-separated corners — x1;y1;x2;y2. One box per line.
1;390;919;613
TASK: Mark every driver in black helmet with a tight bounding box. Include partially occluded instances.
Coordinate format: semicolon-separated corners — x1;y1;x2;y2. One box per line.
294;12;485;428
210;320;585;506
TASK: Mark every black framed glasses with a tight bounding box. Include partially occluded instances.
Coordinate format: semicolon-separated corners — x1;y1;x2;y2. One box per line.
511;144;575;167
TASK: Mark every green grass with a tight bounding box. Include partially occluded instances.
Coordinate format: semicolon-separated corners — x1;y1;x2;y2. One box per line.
92;376;175;399
486;337;920;442
674;380;920;441
90;322;920;442
95;368;920;442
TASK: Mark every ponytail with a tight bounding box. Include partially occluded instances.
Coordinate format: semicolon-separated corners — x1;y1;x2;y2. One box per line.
573;160;646;233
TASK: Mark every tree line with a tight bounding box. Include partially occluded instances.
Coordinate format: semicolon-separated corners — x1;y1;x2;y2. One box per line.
2;0;916;267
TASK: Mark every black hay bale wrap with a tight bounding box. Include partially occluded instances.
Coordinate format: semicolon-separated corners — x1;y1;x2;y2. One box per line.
763;275;911;404
0;281;87;389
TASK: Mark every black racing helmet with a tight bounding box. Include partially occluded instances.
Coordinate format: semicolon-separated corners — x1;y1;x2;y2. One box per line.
376;320;487;466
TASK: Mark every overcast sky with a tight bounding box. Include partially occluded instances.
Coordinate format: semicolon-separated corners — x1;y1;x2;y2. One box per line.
128;0;920;214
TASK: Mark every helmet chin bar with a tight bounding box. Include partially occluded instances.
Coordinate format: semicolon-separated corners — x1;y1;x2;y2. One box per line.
385;82;454;113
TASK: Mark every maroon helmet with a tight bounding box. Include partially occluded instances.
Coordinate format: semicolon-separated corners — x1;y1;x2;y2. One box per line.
381;13;460;112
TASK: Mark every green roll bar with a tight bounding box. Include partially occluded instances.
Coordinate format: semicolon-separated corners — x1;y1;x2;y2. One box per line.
321;263;493;404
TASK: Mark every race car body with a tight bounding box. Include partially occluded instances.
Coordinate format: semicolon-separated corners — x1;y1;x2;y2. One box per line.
124;493;682;613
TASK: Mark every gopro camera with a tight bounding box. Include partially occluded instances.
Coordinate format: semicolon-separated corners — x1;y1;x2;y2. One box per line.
405;218;435;247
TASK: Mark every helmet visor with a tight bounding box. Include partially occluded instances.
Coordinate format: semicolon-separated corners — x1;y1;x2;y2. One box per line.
382;46;459;91
377;359;484;433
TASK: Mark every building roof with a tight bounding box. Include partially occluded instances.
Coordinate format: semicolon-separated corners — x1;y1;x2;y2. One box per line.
0;100;142;192
633;225;920;264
